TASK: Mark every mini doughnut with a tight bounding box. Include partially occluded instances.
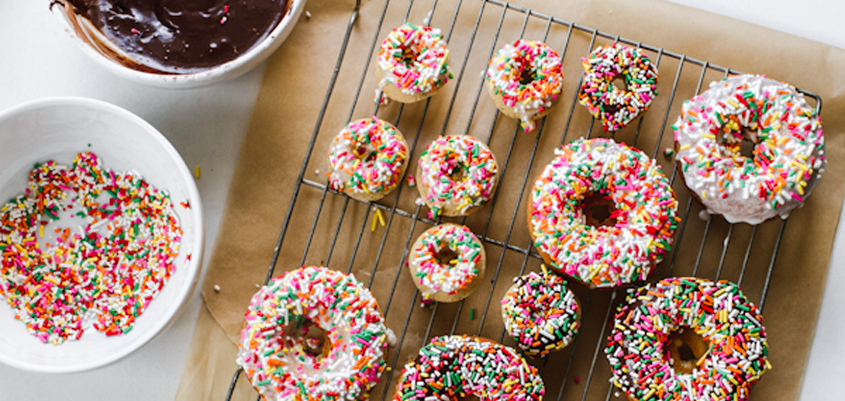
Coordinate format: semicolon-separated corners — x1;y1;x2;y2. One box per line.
485;40;564;132
605;277;770;401
393;335;545;401
579;43;658;132
328;117;409;202
501;266;580;357
408;223;486;303
416;135;499;219
376;22;453;103
527;138;679;288
237;266;394;401
673;74;825;224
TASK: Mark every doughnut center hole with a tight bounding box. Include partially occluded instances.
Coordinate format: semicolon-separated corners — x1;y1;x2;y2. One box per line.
402;48;419;67
581;192;617;228
435;248;460;266
519;67;535;85
663;327;709;375
355;146;378;163
611;75;628;92
449;166;468;182
287;318;329;360
738;127;760;159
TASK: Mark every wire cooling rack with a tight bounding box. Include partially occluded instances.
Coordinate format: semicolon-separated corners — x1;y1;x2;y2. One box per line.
225;0;823;399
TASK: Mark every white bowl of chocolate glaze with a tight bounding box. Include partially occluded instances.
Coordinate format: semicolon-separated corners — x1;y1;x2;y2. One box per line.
50;0;306;89
0;97;204;372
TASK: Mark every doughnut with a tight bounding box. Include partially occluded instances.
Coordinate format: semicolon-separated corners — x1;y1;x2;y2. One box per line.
393;335;545;401
416;135;499;219
327;117;409;202
578;43;658;132
408;223;486;303
527;138;679;288
501;266;580;357
605;277;770;401
375;22;453;103
237;266;394;401
485;40;564;132
0;152;181;344
673;74;825;224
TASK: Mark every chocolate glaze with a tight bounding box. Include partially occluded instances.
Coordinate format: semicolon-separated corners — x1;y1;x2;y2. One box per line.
64;0;290;74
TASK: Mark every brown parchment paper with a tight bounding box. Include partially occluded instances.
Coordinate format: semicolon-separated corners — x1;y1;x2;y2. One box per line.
176;0;845;399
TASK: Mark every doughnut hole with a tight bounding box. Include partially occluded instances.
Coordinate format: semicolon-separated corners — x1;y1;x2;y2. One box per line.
354;145;379;164
449;165;468;182
611;75;628;92
285;318;330;361
738;127;761;159
519;67;535;85
402;47;420;68
580;192;618;228
435;247;460;267
663;327;710;374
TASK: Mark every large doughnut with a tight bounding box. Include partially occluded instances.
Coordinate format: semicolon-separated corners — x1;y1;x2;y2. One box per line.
416;135;499;219
393;335;545;401
408;223;486;303
527;138;679;288
375;22;453;103
237;266;394;401
673;74;825;224
327;117;409;202
501;266;580;357
485;40;564;132
605;277;770;401
578;43;658;132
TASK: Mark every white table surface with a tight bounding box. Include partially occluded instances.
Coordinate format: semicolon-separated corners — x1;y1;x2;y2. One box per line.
0;1;842;399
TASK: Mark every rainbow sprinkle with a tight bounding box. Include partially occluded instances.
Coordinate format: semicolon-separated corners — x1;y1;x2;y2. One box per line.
528;138;679;288
501;266;580;357
673;74;825;224
417;135;498;219
328;117;408;198
0;152;182;344
578;43;658;132
410;224;483;301
605;277;770;401
237;266;393;401
486;40;564;132
377;23;452;96
394;335;545;401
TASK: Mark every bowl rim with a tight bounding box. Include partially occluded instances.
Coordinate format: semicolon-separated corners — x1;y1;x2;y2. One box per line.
50;0;306;89
0;97;205;373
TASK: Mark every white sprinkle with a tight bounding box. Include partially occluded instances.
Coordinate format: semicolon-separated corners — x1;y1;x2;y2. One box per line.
214;284;221;292
698;209;711;221
315;169;320;175
305;10;312;18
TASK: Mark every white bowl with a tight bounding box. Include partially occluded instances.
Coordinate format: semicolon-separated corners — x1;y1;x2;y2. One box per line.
50;0;306;89
0;97;204;373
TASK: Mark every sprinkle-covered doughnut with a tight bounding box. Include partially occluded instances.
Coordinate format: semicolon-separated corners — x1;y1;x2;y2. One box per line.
485;40;564;132
328;117;409;202
408;223;486;303
237;266;393;401
501;266;580;357
673;74;825;224
579;43;658;132
527;138;679;288
605;277;770;401
393;335;545;401
376;22;453;103
416;135;499;219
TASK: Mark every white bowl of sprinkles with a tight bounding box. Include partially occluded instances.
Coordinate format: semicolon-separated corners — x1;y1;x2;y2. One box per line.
0;97;203;373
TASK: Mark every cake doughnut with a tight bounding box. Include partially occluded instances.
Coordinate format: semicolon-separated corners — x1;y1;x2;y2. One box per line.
485;40;564;132
416;135;499;219
393;335;545;401
501;266;580;357
328;117;409;202
237;266;394;401
408;223;486;303
578;43;658;132
527;138;679;288
605;277;770;401
673;74;825;224
375;22;453;103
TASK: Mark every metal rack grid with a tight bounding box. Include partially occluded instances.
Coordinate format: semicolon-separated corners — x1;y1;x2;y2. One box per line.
225;0;823;399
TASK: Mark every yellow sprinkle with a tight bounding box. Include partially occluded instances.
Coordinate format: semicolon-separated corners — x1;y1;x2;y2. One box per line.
371;213;378;232
39;225;44;238
680;144;691;150
195;165;201;179
376;208;386;227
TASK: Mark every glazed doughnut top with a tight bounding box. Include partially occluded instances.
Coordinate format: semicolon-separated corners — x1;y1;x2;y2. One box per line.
673;74;825;224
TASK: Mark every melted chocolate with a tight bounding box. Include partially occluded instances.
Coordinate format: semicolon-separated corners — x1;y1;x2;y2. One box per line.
65;0;290;74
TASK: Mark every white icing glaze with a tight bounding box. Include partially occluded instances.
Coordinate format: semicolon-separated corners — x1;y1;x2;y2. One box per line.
410;224;482;300
377;23;451;96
